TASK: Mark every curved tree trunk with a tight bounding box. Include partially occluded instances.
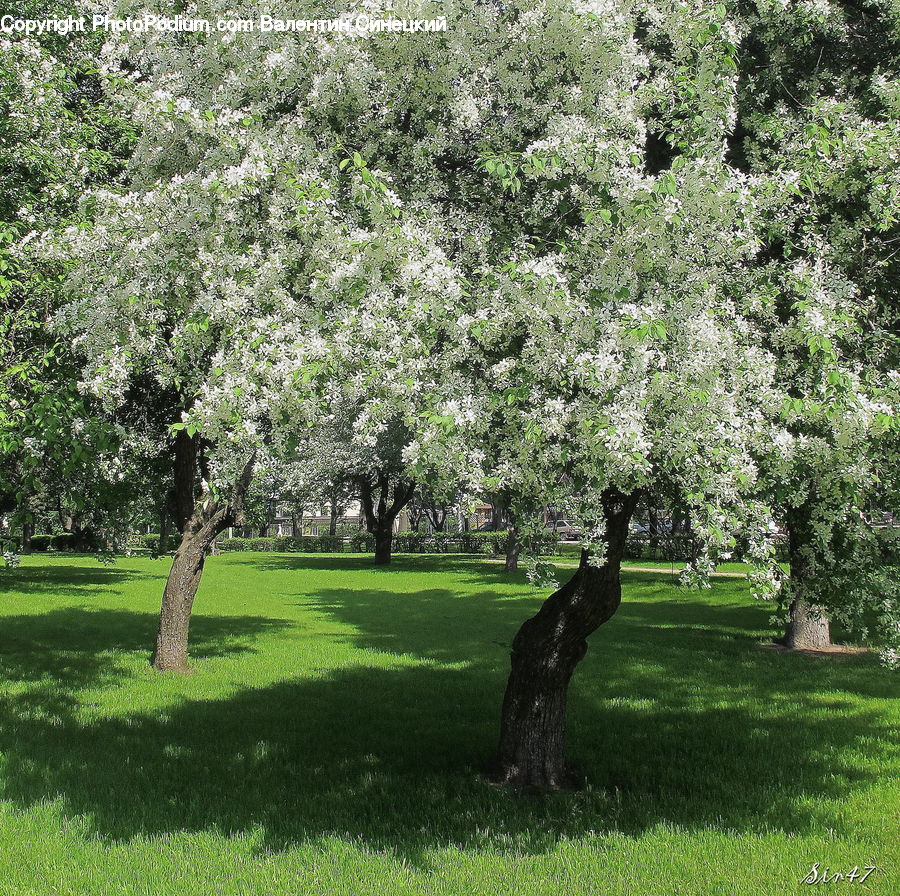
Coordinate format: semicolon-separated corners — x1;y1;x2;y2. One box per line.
153;526;209;672
152;437;254;672
498;489;638;788
782;507;831;650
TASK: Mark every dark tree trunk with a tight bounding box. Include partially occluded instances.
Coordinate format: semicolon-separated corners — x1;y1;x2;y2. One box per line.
152;435;254;673
358;470;414;566
498;489;638;788
504;512;520;573
291;511;300;537
782;508;831;650
424;505;447;533
21;518;33;555
159;508;171;554
71;524;94;553
374;525;392;565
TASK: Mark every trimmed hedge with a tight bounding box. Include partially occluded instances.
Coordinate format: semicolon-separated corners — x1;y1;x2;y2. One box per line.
216;534;370;553
24;533;100;553
209;530;558;556
138;534;162;554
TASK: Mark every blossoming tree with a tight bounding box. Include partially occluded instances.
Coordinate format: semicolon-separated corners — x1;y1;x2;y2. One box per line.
1;6;134;559
727;0;900;654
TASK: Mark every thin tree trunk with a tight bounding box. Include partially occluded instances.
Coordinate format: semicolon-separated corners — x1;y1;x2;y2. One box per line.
152;438;254;673
159;508;170;554
21;518;33;555
498;489;638;788
491;500;503;531
504;511;520;573
329;495;339;537
783;508;831;650
424;506;444;532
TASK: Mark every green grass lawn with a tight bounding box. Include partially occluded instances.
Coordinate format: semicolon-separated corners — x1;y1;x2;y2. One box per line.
0;553;897;895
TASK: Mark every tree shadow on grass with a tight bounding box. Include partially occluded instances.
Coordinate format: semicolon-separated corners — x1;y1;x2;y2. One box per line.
228;552;522;588
0;579;896;862
0;608;294;691
0;564;152;597
301;578;896;701
0;659;893;864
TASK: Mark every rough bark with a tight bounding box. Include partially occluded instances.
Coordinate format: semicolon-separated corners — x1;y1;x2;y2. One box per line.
785;598;832;650
782;508;832;650
152;447;254;673
152;524;209;672
498;489;638;788
20;518;33;555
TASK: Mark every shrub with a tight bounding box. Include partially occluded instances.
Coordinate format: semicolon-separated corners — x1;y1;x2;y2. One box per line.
138;534;161;554
29;534;81;552
218;537;251;552
348;531;375;552
215;535;358;553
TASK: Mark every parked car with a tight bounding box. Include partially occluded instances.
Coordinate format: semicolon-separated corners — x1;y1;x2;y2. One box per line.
629;519;675;535
546;519;582;539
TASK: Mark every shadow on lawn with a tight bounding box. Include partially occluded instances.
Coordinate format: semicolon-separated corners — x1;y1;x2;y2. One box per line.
0;564;152;597
0;608;293;690
0;567;896;862
229;551;522;587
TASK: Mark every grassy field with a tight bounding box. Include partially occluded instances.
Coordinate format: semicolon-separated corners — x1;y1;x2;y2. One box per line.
0;553;897;895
